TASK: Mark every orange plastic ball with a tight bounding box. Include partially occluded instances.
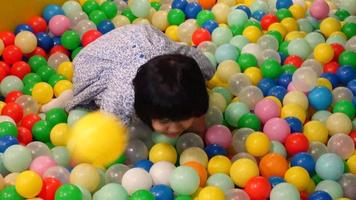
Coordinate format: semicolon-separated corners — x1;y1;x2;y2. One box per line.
184;161;208;187
259;153;289;178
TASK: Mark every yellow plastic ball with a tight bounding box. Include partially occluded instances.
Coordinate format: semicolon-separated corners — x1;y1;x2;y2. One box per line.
149;143;177;164
289;4;306;19
244;67;262;85
198;186;225;200
285;31;305;41
211;3;230;24
243;26;262;43
207;155;231;175
50;123;69;146
245;132;271;157
230;158;259;187
32;82;53;105
0;101;6;113
281;103;306;123
326;113;352;135
266;96;282;108
54;80;73;97
283;91;309;110
281;18;299;32
216;60;241;83
57;61;73;81
112;15;131;27
268;23;288;38
317;78;333;90
165;25;179;42
284;166;310;191
151;11;168;31
67;111;128;167
180;147;208;167
303;121;329;143
15;171;42;198
313;43;334;64
347;155;356;174
69;163;100;192
320;17;341;38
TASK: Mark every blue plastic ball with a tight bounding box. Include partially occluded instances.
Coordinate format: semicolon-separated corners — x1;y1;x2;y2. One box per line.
204;144;227;158
236;5;251;18
315;153;344;181
291;152;315;174
215;44;239;63
202;20;219;33
284;117;302;133
150;185;174;200
134;159;153;172
277;73;292;88
97;20;115;34
269;176;285;187
172;0;188;10
320;73;340;88
184;2;202;19
267;85;287;101
309;191;332;200
308;86;333;110
336;65;356;84
0;136;19;153
252;10;266;21
42;4;65;22
258;78;277;96
53;36;61;46
36;32;54;52
347;79;356;95
276;0;293;9
15;24;34;34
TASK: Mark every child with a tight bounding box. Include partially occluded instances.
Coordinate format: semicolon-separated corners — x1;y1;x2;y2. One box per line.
65;24;215;137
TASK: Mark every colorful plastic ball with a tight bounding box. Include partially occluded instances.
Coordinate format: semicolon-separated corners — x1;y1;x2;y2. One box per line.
198;186;224;200
55;184;82;200
149;161;175;186
269;176;285;187
228;9;248;27
184;2;201;19
244;176;271;199
48;15;70;36
32;120;51;143
134;160;153;172
270;182;300;200
342;23;356;39
276;0;293;9
196;10;214;27
309;191;333;200
310;0;330;20
347;79;356;96
326;113;352;135
121;167;152;195
207;155;231;175
42;4;65;22
204;144;227;158
316;153;344;181
260;153;289;178
38;177;61;200
336;66;356;85
0;136;18;153
242;26;262;43
15;170;42;198
277;73;292;88
192;28;211;46
3;144;32;172
0;121;18;137
333;100;355;119
252;10;266;21
245;132;270;157
308;86;333;110
205;125;232;149
230;158;259;187
184;161;207;187
0;75;24;97
254;98;281;123
81;30;102;47
97;20;115;34
258;78;277;96
61;30;80;51
1;102;23;123
2;45;23;65
201;20;219;33
324;61;340;74
320;17;342;38
263;118;290;143
320;73;340;88
99;1;117;19
27;16;47;33
36;32;54;52
150;184;174;200
314;43;335;64
15;24;34;35
170;166;200;195
172;0;187;10
304;121;329;144
291;152;315;175
285;133;309;155
206;173;234;193
236;5;251;18
31;82;53;105
284;166;310;191
261;14;279;30
167;9;185;26
149;143;177;164
268;85;288;101
261;59;282;79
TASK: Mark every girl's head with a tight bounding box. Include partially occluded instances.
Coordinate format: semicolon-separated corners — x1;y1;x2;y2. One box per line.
133;54;208;137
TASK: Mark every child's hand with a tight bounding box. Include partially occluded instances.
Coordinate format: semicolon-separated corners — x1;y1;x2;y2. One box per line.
188;115;207;137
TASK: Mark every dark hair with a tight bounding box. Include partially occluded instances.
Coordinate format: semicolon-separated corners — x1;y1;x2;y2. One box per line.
133;54;208;126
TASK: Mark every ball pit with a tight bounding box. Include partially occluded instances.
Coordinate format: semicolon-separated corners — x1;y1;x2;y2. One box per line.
0;0;355;199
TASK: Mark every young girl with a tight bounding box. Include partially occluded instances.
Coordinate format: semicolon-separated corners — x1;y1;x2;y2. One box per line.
64;24;215;137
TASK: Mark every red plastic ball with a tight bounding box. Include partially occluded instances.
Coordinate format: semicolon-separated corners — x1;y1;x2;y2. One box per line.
17;126;32;145
192;28;211;46
28;16;48;33
285;133;309;155
5;91;23;103
323;61;339;74
82;30;102;47
244;176;272;199
300;191;308;200
261;14;279;30
2;45;23;65
21;113;41;130
349;131;356;146
49;45;70;57
0;31;15;46
330;43;344;61
38;177;62;200
1;102;23;123
26;47;47;59
0;61;11;74
284;55;303;68
11;61;31;79
0;67;8;82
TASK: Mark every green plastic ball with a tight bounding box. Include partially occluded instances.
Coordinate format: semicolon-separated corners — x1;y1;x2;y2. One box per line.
339;51;356;68
276;8;292;21
244;19;262;30
28;55;47;72
32;120;51;143
333;100;355;119
22;83;35;95
238;113;261;131
55;184;83;200
268;30;283;45
261;59;283;78
37;65;56;82
279;41;289;56
100;1;118;19
82;0;100;15
312;174;323;185
212;27;233;46
342;22;356;39
224;102;250;128
0;122;18;137
282;64;297;74
48;74;67;88
230;25;244;36
122;8;137;22
238;53;258;71
335;9;350;21
61;30;81;50
129;190;154;200
45;108;68;128
150;2;161;11
0;186;24;200
89;10;108;25
197;10;215;26
168;9;186;25
23;73;42;85
71;47;83;60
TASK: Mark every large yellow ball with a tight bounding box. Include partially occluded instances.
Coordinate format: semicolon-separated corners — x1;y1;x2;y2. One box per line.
15;171;42;198
149;143;177;164
313;43;334;64
230;158;259;187
303;121;329;143
243;26;262;43
246;132;271;157
320;17;341;38
284;166;310;191
198;186;225;200
32;82;53;105
67;112;128;167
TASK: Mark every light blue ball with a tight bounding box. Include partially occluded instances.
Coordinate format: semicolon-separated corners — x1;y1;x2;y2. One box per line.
308;87;333;110
230;35;250;50
270;183;300;200
207;173;234;193
228;9;248;27
287;38;312;60
315;153;344;181
215;44;239;63
315;180;344;199
305;32;325;49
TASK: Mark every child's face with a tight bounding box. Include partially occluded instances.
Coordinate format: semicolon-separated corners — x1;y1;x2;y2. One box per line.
151;118;195;138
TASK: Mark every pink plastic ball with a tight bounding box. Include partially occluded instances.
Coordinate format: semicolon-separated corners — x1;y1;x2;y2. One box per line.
205;124;232;148
254;98;281;124
310;0;330;20
263;118;291;143
30;156;57;176
49;15;71;36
